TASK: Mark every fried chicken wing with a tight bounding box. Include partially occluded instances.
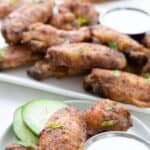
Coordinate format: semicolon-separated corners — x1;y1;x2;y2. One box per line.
27;59;85;80
83;100;132;137
84;68;150;107
22;23;91;52
0;46;41;70
91;25;149;61
46;43;127;70
50;0;99;30
39;107;86;150
2;0;54;44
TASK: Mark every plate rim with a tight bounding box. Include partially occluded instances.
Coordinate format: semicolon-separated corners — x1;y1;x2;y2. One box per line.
0;74;150;114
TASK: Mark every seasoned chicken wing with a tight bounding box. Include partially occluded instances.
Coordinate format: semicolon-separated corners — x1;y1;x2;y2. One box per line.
46;43;127;70
91;25;150;62
84;68;150;107
2;0;54;44
83;100;132;137
22;23;91;52
50;0;99;30
27;59;85;80
39;107;86;150
0;46;41;70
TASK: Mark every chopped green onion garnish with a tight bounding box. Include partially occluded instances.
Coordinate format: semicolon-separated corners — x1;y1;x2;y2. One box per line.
101;120;118;128
9;0;17;4
113;70;121;77
108;41;118;50
63;40;70;45
0;49;5;59
49;122;63;129
106;106;115;112
77;17;89;25
79;48;85;53
145;73;150;81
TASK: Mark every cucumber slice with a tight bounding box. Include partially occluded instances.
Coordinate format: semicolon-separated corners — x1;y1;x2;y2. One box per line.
22;99;68;135
13;106;38;147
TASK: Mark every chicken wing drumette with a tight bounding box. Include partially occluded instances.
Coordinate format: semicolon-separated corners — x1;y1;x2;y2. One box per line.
84;68;150;107
46;43;127;70
83;100;132;137
50;0;99;30
2;0;54;44
22;23;91;52
0;46;41;70
39;107;86;150
91;25;150;64
27;59;85;80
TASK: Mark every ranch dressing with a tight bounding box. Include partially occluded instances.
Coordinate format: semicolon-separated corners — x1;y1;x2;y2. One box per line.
87;136;149;150
101;8;150;34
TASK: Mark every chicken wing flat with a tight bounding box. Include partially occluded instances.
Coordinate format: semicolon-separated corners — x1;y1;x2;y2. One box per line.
27;59;85;80
84;68;150;107
22;23;91;52
83;99;132;137
2;0;54;44
50;0;99;30
46;43;127;70
39;107;86;150
0;46;41;70
91;25;150;60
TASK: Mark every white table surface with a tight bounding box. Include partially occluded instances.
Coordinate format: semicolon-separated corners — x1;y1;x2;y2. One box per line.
0;0;150;140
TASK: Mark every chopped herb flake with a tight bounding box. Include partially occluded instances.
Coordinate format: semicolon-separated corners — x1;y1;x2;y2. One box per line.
106;106;115;112
108;41;118;50
77;17;89;25
0;49;5;59
9;0;17;4
101;120;118;128
79;48;85;53
63;40;70;45
113;70;121;77
145;73;150;81
49;122;63;129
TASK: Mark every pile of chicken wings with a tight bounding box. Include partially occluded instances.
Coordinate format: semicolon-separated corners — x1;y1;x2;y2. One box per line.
1;0;150;107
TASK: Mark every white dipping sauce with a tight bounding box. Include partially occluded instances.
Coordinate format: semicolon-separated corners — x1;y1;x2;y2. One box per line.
101;8;150;34
87;136;149;150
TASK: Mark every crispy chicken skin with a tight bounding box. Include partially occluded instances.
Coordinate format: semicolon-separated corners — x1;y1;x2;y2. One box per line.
22;23;91;52
84;68;150;107
83;100;132;137
39;107;86;150
27;59;85;80
91;25;150;58
46;43;127;70
143;34;150;48
2;0;54;44
50;0;99;30
0;46;41;70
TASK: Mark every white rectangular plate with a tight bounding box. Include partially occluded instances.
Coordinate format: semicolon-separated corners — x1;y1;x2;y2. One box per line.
1;0;150;114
